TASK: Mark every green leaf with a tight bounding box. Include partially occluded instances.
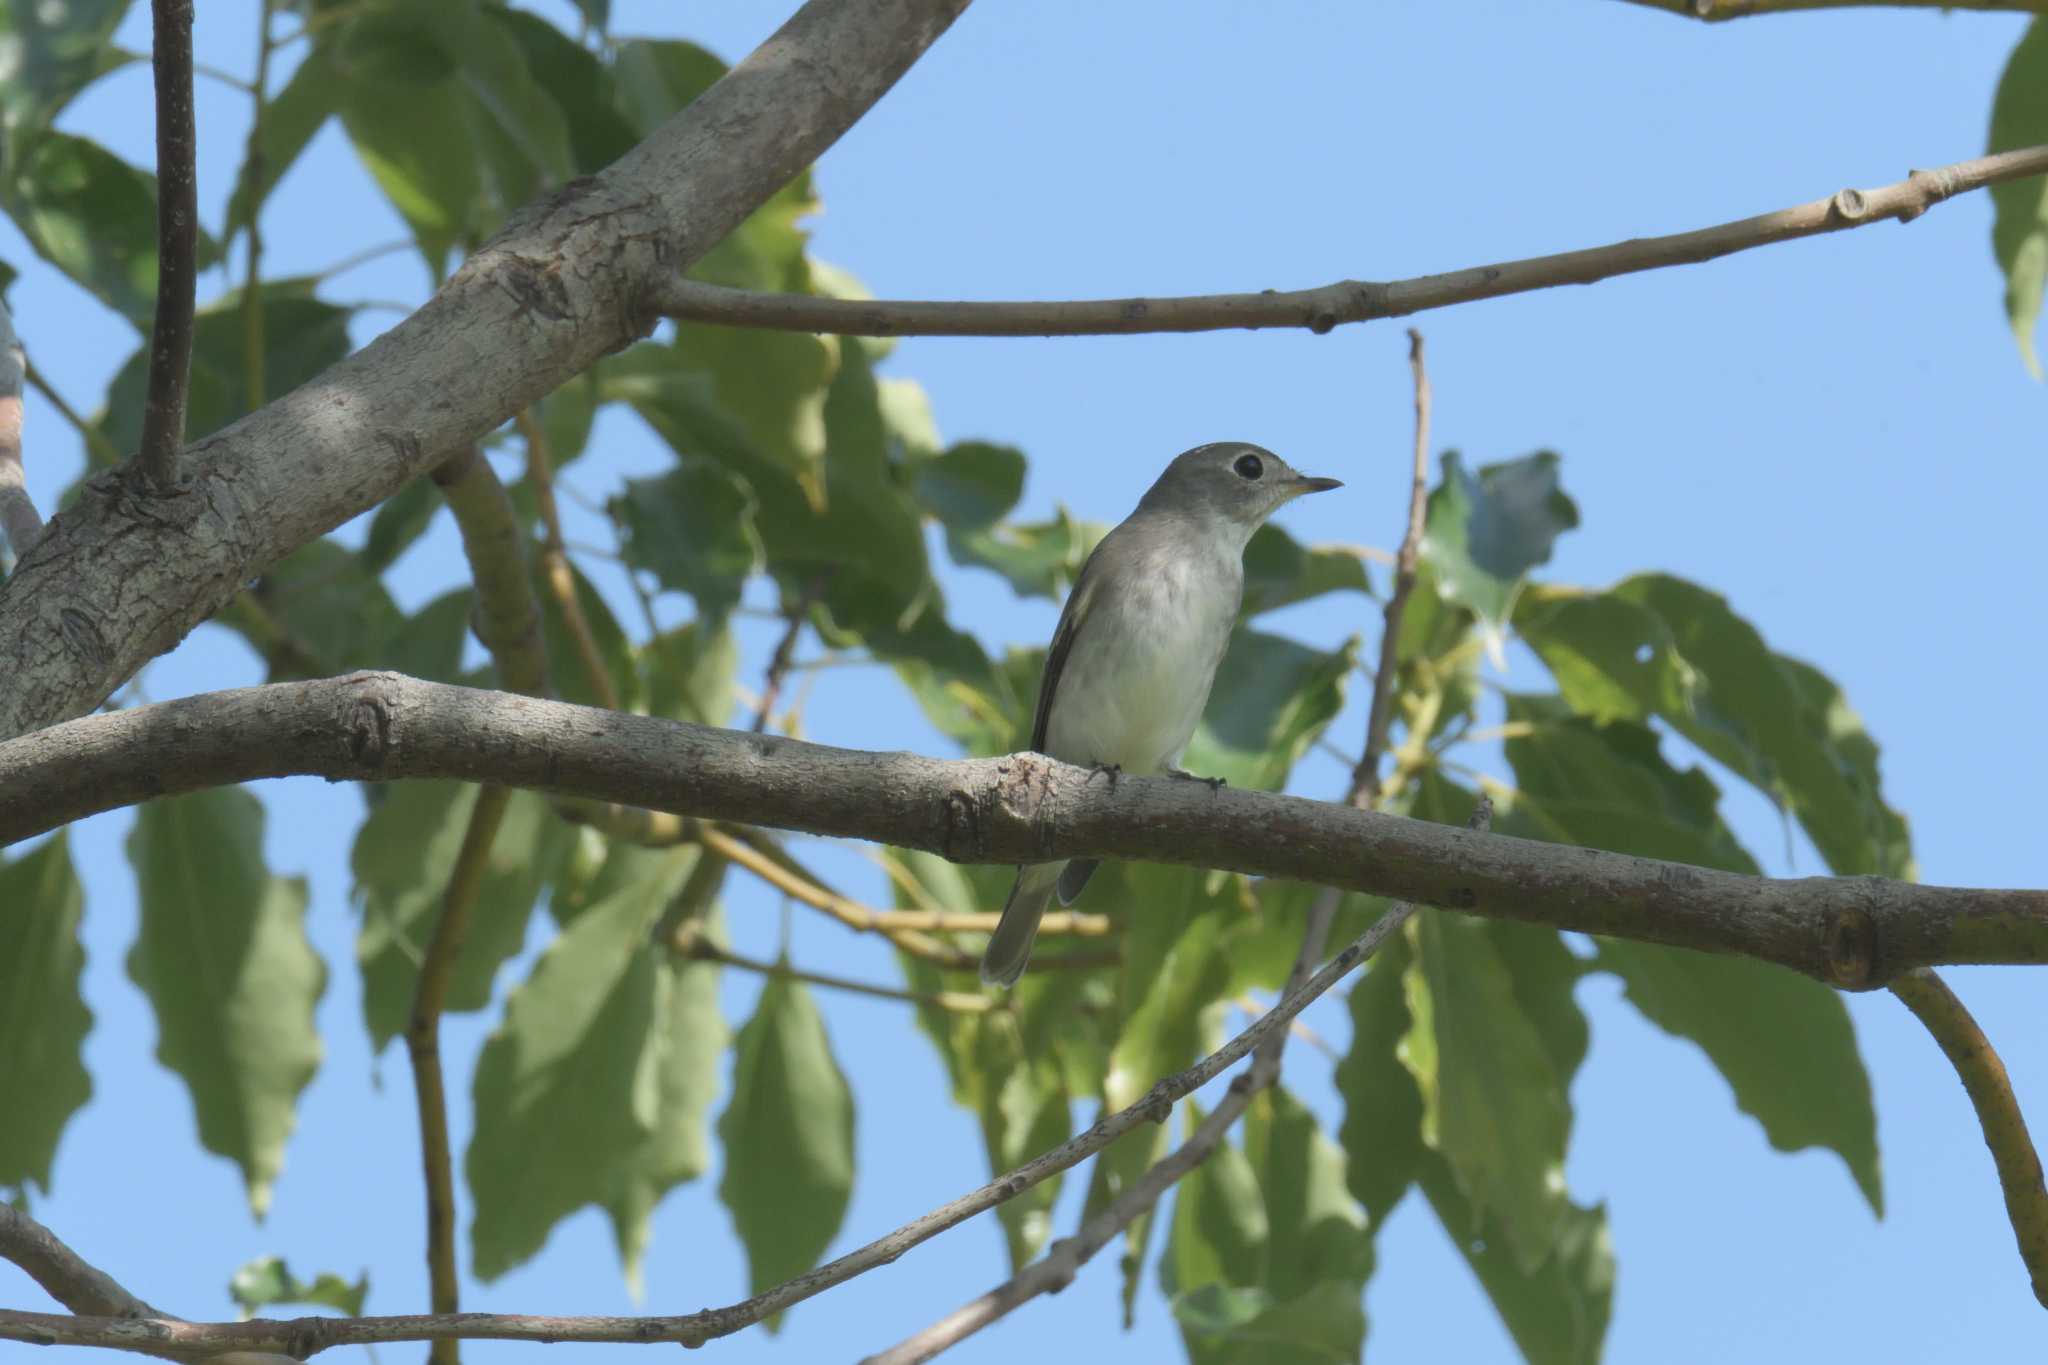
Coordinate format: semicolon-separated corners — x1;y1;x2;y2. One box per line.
1421;451;1577;628
1515;576;1913;878
1242;524;1372;617
1183;629;1358;791
670;325;835;505
1167;1088;1373;1365
0;1;132;152
642;619;739;727
1498;694;1761;875
877;599;1021;757
0;133;216;325
127;790;325;1216
917;440;1025;530
614;462;759;622
1596;938;1881;1214
1336;933;1425;1228
466;844;709;1280
235;538;403;680
1403;913;1568;1273
97;293;356;456
360;477;442;576
945;506;1107;600
490;8;637;175
1419;1159;1615;1365
610;39;725;135
354;783;574;1053
0;834;92;1194
1165;1104;1270;1299
538;556;642;711
228;1255;368;1319
717;974;856;1325
381;588;476;685
1991;20;2048;378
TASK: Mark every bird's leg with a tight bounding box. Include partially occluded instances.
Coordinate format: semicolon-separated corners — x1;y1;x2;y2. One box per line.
1166;766;1227;792
1085;761;1124;788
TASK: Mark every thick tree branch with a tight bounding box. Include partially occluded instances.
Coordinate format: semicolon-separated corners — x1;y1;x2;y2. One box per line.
136;0;197;491
655;146;2048;338
1615;0;2047;18
0;875;1390;1357
1889;969;2048;1309
0;0;973;742
1;673;2045;984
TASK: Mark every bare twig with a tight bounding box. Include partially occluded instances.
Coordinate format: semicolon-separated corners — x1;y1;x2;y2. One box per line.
1351;329;1432;808
517;408;618;710
0;304;39;559
753;574;827;733
136;0;197;491
0;884;1397;1357
1889;968;2048;1309
656;147;2048;340
7;675;2048;982
673;926;993;1013
405;786;512;1365
1617;0;2047;18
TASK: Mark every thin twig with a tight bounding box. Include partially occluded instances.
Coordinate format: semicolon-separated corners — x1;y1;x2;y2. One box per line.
136;0;197;491
0;882;1401;1357
864;804;1492;1365
1889;968;2048;1309
1351;328;1431;808
753;574;827;733
0;304;40;560
656;147;2048;339
238;0;279;411
1617;0;2047;19
22;362;123;467
673;927;993;1013
517;409;618;710
405;786;512;1365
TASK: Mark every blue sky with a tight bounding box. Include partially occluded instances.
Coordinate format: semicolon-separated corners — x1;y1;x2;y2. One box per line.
5;1;2047;1361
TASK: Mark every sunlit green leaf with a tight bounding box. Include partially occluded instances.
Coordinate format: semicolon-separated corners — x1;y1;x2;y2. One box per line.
1336;933;1425;1228
717;974;856;1326
1242;524;1372;617
1184;629;1357;791
0;834;92;1194
1991;20;2048;378
1597;939;1881;1214
228;1255;368;1319
467;844;706;1280
946;506;1107;600
1421;451;1577;627
354;783;575;1053
642;618;739;726
491;8;637;175
127;790;325;1216
0;1;132;153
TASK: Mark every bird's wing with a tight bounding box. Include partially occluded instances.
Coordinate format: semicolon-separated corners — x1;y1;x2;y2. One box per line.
1030;546;1106;754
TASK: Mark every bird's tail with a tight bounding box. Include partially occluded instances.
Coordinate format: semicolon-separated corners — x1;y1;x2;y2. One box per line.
980;862;1064;988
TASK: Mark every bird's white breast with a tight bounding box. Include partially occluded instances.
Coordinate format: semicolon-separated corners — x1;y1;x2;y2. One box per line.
1043;538;1238;774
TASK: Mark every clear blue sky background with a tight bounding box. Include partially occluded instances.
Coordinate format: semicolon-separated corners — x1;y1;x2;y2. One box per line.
5;1;2046;1361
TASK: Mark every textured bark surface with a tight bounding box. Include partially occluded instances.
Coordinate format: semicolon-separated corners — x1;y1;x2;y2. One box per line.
3;671;2044;986
0;0;972;741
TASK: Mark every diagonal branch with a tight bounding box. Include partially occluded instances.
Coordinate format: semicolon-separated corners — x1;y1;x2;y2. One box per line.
136;0;197;491
3;673;2047;983
655;146;2048;338
0;0;976;743
0;875;1397;1357
1889;968;2048;1309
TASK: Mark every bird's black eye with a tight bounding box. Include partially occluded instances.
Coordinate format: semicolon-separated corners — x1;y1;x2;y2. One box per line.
1233;452;1264;481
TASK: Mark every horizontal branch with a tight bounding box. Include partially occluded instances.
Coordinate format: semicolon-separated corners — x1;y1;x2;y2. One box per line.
0;877;1386;1356
3;672;2045;986
655;145;2048;338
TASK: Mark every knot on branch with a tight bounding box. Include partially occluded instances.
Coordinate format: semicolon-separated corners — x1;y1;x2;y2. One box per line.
338;673;398;774
1823;902;1878;991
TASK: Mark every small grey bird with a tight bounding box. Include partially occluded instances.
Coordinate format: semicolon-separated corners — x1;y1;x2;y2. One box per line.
979;441;1341;987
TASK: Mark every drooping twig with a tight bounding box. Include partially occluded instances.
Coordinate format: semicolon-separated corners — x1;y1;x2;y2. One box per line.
404;785;512;1365
656;146;2048;339
517;408;620;710
0;879;1398;1357
1889;968;2048;1309
6;674;2048;983
1617;0;2046;18
0;303;40;560
135;0;197;491
672;925;994;1013
753;574;827;733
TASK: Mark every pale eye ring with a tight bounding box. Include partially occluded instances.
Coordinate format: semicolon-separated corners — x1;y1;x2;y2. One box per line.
1233;453;1264;481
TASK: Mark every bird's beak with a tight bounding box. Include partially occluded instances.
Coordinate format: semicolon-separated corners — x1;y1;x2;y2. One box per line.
1293;475;1343;494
